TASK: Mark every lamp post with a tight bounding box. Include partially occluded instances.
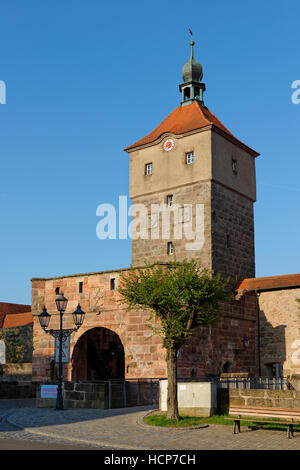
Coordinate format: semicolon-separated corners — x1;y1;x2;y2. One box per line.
38;293;85;410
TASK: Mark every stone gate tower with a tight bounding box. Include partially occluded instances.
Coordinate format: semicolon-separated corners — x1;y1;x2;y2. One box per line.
31;39;261;383
125;39;259;281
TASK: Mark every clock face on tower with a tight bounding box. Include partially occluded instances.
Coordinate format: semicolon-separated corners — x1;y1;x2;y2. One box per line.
163;138;175;152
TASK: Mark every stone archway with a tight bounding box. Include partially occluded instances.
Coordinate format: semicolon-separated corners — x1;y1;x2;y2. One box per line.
71;327;125;381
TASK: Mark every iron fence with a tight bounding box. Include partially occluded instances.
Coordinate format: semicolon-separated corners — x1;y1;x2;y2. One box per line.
105;378;160;409
77;376;293;409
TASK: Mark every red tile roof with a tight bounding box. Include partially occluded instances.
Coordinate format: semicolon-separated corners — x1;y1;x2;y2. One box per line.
3;313;33;328
0;303;32;328
124;101;259;156
236;274;300;298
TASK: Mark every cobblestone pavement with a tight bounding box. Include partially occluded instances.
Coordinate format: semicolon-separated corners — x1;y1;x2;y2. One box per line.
1;401;300;450
0;400;107;450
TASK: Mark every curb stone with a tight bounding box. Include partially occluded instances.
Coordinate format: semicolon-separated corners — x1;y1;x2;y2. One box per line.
138;409;209;430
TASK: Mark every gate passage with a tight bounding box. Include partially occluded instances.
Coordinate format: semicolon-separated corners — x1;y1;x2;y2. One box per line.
71;327;125;381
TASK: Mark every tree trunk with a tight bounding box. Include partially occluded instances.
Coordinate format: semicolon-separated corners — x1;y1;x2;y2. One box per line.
166;348;179;420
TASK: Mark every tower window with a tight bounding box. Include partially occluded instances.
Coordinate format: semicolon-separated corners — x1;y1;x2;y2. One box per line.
232;159;238;174
167;242;174;255
110;278;116;290
55;287;60;295
186;152;194;164
167;195;174;207
226;234;231;248
79;282;83;294
145;163;152;175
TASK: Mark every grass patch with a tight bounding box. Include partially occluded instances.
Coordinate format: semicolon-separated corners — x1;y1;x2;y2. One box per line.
143;411;300;431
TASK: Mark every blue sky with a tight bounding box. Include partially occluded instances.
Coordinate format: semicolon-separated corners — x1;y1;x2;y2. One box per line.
0;0;299;304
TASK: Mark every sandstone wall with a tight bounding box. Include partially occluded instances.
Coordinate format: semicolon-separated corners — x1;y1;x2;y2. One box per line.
177;293;257;377
258;288;300;386
131;181;212;268
32;271;167;383
32;269;257;382
211;181;255;280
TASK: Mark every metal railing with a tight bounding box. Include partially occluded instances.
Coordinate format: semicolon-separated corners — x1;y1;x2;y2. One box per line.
216;376;293;390
106;378;160;409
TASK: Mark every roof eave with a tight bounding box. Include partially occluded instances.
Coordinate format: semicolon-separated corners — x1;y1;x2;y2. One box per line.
124;124;260;157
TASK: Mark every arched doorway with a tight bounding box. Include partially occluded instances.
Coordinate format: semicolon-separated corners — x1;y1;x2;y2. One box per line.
71;327;125;381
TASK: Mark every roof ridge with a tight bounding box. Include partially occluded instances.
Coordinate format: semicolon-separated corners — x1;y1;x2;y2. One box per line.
198;103;235;137
194;101;212;127
241;273;300;282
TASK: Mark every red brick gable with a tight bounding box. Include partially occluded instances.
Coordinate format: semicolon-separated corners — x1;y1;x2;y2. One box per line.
124;101;259;156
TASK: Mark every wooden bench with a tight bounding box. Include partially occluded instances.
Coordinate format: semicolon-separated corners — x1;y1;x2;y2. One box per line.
225;405;300;438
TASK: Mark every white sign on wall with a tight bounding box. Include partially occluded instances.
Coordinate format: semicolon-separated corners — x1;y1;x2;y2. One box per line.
0;341;5;364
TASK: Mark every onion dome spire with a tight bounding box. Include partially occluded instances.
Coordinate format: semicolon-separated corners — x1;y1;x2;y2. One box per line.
179;30;206;106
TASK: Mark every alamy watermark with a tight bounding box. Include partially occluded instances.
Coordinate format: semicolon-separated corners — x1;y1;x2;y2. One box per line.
96;196;205;251
0;80;6;104
291;80;300;104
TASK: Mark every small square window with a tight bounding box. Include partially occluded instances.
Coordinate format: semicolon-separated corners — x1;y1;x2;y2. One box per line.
110;278;116;290
145;163;152;175
55;287;60;295
167;241;174;255
186;152;194;164
167;195;174;207
232;159;238;174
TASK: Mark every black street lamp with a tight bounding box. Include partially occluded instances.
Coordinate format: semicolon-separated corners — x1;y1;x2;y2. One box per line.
38;293;85;410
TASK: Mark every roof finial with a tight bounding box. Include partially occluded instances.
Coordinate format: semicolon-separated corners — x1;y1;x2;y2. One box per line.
188;28;195;57
180;30;206;106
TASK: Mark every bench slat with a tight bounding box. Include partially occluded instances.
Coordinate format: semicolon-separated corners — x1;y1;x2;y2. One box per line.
228;404;300;422
229;405;300;413
229;409;300;416
229;413;300;420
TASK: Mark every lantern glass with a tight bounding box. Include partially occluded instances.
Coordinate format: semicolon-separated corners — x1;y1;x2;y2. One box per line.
38;306;51;329
72;304;85;328
55;292;68;312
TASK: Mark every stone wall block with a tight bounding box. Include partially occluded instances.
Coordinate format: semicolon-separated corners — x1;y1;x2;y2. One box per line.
266;390;294;399
246;398;273;407
241;390;265;398
230;396;246;406
63;382;75;391
64;391;84;401
75;383;94;392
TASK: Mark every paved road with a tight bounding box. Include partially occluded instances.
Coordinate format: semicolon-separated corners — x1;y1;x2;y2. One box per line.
1;399;300;450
